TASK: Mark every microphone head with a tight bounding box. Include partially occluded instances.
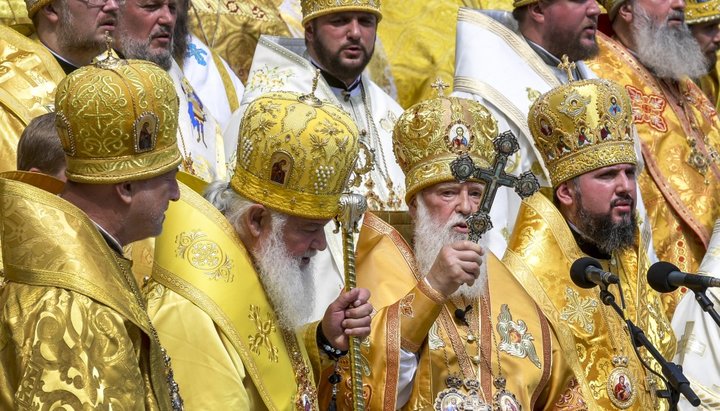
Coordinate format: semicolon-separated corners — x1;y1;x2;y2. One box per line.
570;257;603;289
647;261;681;293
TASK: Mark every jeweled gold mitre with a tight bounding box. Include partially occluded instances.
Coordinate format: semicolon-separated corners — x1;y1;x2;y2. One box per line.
686;0;720;24
528;78;636;187
301;0;382;25
230;91;360;220
55;59;181;184
393;95;499;203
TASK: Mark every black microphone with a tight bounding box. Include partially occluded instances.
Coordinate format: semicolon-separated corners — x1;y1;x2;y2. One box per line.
454;305;472;326
570;257;620;289
647;261;720;292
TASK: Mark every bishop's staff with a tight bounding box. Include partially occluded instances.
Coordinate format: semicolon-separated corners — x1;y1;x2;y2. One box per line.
334;192;368;411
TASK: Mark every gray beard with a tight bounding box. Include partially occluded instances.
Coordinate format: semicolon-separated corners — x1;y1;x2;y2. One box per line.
254;216;317;330
632;6;708;79
413;197;488;300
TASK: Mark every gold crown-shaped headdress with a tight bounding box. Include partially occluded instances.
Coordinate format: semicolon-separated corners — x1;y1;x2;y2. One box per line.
55;58;181;184
528;77;636;188
230;89;359;220
393;87;499;203
301;0;382;25
686;0;720;24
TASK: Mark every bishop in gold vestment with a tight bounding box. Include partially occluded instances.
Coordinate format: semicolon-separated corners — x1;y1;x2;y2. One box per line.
147;89;373;410
587;1;720;305
506;76;676;410
0;58;184;409
324;91;577;410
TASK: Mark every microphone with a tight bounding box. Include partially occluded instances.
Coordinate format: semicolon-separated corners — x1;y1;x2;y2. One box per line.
570;257;620;289
454;305;472;326
647;261;720;292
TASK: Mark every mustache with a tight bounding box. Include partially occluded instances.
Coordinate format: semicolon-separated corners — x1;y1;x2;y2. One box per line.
610;195;634;208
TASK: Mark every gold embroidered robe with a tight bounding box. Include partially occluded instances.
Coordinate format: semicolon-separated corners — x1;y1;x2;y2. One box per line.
0;177;173;410
587;34;720;310
147;181;319;410
0;25;64;173
504;193;677;411
401;252;577;410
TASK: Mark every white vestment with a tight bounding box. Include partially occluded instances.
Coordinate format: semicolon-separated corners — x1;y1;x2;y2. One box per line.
451;8;655;264
673;219;720;410
182;34;245;173
169;60;228;182
241;35;406;321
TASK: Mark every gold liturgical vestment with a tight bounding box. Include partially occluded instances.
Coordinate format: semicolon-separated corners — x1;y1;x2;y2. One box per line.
147;182;318;410
0;177;173;410
0;25;64;173
587;34;720;292
504;193;676;411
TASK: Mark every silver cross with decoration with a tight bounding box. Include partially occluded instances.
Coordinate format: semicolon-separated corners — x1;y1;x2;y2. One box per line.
450;130;540;242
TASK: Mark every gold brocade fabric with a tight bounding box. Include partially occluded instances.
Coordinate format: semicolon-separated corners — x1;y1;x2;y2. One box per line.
189;0;290;82
0;25;64;173
0;177;171;410
148;181;317;410
587;34;720;287
0;0;32;33
697;65;720;111
376;0;513;109
404;253;575;411
504;193;676;410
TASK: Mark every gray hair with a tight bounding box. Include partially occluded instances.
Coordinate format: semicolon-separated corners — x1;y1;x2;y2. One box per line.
203;181;287;235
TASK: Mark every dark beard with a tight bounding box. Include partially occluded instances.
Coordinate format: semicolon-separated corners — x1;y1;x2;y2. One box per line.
575;190;637;254
544;26;599;62
310;24;374;82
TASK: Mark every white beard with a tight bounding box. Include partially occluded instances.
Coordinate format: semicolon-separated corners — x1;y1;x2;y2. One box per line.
254;215;317;330
632;5;708;79
413;197;488;300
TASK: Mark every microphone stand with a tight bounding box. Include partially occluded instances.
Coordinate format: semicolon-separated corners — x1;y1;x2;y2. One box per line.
598;287;700;409
691;288;720;328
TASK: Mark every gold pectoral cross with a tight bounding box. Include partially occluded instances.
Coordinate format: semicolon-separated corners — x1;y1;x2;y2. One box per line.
558;55;577;82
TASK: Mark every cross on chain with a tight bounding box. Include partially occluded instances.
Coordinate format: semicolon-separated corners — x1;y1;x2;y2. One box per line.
450;131;540;242
430;77;449;97
558;54;577;82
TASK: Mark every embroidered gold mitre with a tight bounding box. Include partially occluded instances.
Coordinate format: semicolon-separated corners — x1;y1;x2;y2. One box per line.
55;59;181;184
392;95;499;203
301;0;382;25
230;91;359;220
528;78;636;187
686;0;720;24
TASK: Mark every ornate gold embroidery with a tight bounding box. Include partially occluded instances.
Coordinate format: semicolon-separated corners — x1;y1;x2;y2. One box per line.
399;293;415;318
559;286;598;333
554;378;589;410
496;304;542;368
247;65;293;92
176;230;234;282
625;85;668;132
247;305;279;362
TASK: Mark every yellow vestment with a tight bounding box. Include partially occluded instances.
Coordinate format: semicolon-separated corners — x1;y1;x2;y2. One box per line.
147;182;319;410
310;211;577;410
504;193;677;410
587;34;720;303
0;177;174;410
0;25;64;173
697;62;720;111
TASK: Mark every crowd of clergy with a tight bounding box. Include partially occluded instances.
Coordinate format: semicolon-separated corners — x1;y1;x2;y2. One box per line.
1;0;720;410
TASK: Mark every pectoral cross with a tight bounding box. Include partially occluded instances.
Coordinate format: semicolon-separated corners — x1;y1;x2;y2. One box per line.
450;131;540;242
430;77;449;97
558;55;577;82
